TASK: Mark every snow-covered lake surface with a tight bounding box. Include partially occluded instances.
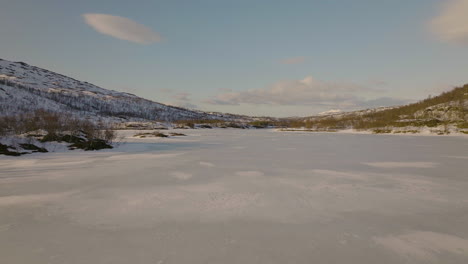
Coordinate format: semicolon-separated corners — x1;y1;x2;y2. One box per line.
1;129;468;264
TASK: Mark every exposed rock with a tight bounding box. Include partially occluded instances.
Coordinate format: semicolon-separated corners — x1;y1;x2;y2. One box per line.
19;143;48;153
68;139;113;151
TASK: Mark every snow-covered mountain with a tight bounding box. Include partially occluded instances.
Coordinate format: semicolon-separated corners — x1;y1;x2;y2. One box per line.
0;58;246;122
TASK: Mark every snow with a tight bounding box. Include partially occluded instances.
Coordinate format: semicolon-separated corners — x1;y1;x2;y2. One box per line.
199;161;215;167
1;129;468;263
0;58;249;122
277;127;468;137
373;231;468;261
235;170;265;177
318;109;343;115
305;105;396;120
171;171;193;180
362;162;439;168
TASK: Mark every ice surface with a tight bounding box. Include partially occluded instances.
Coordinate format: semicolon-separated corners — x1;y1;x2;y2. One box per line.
363;162;439;168
1;129;468;263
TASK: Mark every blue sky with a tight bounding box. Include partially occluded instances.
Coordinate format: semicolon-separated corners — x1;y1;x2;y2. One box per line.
1;0;468;117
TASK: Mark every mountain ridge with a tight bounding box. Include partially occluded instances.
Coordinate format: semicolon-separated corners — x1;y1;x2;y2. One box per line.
0;58;249;122
1;58;466;135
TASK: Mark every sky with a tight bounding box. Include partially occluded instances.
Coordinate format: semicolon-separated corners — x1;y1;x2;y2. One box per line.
1;0;468;117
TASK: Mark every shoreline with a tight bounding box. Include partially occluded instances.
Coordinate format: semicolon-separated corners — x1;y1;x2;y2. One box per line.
275;128;468;137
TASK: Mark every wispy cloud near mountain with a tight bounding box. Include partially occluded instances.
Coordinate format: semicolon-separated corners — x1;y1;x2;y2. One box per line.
83;13;162;44
172;92;191;101
204;76;408;111
204;76;368;106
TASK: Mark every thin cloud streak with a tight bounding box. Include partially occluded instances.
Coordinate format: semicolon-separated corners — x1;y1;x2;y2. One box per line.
83;13;162;44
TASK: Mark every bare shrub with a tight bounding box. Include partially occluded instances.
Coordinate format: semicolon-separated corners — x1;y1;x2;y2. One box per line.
0;109;116;145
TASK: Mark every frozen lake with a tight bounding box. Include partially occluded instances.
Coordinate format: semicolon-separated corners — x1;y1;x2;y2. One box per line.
1;129;468;263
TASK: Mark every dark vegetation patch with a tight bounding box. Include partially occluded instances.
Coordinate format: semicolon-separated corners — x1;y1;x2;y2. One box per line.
135;131;187;138
41;133;85;144
225;123;246;129
135;132;169;138
19;143;48;153
393;130;419;134
0;110;116;155
373;129;393;134
457;122;468;129
0;143;24;156
173;119;249;129
169;132;186;136
69;139;113;151
249;120;275;128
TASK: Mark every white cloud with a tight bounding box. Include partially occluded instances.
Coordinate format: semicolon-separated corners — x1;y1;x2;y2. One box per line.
280;56;305;65
83;13;162;44
203;75;409;111
430;0;468;44
355;97;412;109
204;75;368;106
166;92;197;109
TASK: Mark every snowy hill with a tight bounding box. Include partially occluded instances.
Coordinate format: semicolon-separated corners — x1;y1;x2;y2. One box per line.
283;85;467;134
0;58;246;122
307;106;396;120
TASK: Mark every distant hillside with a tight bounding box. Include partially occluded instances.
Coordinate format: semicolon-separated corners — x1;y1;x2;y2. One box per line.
284;85;468;134
1;58;466;135
0;58;247;122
